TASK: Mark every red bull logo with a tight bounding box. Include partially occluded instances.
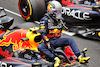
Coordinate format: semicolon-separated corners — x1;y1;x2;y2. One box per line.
0;29;32;52
47;29;61;38
61;0;74;5
49;28;60;34
0;28;42;58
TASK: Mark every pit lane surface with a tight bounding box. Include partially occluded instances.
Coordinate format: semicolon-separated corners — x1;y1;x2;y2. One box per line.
0;0;100;67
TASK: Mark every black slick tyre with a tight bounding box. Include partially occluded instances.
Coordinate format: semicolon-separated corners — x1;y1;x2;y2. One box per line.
18;0;46;21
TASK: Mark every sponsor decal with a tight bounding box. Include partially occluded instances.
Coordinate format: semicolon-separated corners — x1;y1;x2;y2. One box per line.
49;29;61;34
61;0;74;5
0;61;13;67
47;29;61;38
0;29;32;52
62;7;91;20
0;47;13;58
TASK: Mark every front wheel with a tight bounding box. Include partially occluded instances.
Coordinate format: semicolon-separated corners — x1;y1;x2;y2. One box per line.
18;0;46;21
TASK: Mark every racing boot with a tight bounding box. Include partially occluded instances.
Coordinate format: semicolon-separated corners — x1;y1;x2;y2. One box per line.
54;57;61;67
78;55;90;63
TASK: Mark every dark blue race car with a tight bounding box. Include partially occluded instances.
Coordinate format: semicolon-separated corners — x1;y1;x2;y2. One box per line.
18;0;100;40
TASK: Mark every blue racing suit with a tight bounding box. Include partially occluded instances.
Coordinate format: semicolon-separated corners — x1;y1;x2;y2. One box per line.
38;14;80;59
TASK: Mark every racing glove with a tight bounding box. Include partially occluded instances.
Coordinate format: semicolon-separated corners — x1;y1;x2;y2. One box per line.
46;42;51;48
42;35;51;48
78;55;90;63
54;57;61;67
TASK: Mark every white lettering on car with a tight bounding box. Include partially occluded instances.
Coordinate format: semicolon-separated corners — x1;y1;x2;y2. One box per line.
62;7;91;20
0;61;13;67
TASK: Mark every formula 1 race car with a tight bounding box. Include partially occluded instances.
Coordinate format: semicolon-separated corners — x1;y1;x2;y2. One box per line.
18;0;100;40
0;7;89;67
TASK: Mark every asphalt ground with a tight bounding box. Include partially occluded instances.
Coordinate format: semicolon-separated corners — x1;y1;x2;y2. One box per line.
0;0;100;67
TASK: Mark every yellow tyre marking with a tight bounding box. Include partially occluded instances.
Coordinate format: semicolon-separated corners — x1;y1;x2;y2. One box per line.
26;0;32;20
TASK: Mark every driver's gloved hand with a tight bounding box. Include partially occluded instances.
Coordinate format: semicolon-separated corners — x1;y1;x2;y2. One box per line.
46;42;51;48
54;57;61;67
78;55;90;63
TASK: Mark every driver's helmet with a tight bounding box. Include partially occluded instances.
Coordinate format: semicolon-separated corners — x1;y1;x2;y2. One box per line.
47;1;62;20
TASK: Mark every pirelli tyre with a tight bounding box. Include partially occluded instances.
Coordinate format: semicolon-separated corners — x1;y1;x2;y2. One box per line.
18;0;46;21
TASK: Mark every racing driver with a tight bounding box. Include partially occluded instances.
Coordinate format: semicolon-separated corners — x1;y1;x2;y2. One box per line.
38;0;90;67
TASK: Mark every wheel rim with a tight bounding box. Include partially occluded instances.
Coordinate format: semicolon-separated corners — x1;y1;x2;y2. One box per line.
19;0;30;18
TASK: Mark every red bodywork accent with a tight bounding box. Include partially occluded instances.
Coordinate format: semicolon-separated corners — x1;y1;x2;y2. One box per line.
64;46;76;60
62;0;74;5
0;30;5;36
0;47;13;58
